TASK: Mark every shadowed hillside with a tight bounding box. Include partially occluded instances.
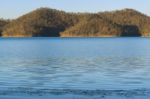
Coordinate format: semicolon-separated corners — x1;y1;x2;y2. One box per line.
1;8;150;37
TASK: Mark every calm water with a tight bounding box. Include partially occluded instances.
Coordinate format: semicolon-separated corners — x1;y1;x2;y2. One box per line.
1;37;150;98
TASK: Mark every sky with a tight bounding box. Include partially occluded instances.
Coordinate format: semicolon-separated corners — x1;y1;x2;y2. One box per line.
0;0;150;19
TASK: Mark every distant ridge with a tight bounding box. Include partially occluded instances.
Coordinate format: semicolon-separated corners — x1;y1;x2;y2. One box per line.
1;8;150;37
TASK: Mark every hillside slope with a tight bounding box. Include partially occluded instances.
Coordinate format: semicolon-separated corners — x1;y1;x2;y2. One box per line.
2;8;78;37
61;14;122;37
2;8;150;37
0;19;9;36
99;9;150;36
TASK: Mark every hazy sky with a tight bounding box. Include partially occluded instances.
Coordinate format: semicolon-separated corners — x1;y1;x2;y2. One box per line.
0;0;150;19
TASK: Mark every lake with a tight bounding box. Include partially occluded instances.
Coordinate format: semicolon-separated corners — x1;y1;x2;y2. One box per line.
1;37;150;99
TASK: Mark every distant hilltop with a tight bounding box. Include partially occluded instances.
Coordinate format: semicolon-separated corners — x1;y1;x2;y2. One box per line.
1;8;150;37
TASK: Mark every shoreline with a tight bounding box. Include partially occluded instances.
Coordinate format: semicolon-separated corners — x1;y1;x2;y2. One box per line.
0;36;150;38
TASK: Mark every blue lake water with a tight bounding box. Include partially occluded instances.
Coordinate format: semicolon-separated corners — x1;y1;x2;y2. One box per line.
1;37;150;99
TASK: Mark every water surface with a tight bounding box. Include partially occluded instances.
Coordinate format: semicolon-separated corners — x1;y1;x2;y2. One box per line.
0;37;150;98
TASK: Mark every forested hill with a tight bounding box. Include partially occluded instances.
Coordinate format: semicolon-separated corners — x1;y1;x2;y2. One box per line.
1;8;150;37
0;19;9;36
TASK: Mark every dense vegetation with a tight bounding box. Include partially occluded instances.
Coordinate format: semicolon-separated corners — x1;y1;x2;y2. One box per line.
2;8;78;37
61;14;122;37
1;8;150;37
99;9;150;36
0;19;9;36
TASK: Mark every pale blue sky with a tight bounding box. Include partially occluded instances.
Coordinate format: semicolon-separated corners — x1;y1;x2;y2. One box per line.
0;0;150;19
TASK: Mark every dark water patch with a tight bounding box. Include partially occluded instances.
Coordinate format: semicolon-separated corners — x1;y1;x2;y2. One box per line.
0;88;150;98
